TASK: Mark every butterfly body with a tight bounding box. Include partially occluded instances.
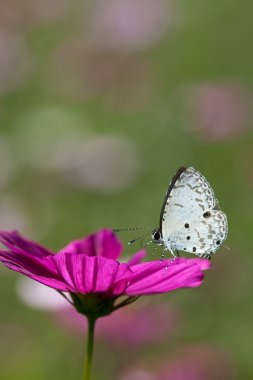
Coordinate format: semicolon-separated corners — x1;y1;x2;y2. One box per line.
152;167;228;259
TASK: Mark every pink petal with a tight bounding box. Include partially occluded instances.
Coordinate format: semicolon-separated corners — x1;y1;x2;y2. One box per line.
189;258;211;271
0;250;68;291
0;249;56;275
0;230;53;257
20;273;69;291
110;263;132;295
49;252;131;295
59;229;122;260
126;259;207;295
171;257;211;271
127;249;146;266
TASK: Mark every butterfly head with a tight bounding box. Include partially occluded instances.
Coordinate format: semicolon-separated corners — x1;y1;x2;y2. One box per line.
151;228;163;245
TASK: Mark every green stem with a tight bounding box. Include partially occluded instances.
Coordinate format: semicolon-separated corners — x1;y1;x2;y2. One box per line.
83;317;96;380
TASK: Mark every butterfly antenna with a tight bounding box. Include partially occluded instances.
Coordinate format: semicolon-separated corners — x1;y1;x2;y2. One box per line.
160;246;175;263
128;232;150;245
152;245;158;256
113;227;152;233
224;245;230;251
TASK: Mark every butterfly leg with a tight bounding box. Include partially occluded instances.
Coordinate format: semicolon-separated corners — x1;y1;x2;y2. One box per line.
198;252;211;260
169;248;177;259
160;246;168;263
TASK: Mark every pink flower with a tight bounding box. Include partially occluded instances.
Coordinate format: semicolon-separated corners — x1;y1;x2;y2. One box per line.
0;229;210;316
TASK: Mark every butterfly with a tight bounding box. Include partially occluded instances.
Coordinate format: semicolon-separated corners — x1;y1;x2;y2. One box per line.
150;167;228;259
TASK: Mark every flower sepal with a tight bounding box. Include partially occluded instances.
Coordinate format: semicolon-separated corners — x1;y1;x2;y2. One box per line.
70;293;140;320
71;293;116;319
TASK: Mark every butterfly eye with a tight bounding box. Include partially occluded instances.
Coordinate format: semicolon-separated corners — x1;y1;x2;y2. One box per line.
154;231;161;240
152;230;161;241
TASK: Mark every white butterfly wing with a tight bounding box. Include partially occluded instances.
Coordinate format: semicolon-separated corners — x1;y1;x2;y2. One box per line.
161;167;228;257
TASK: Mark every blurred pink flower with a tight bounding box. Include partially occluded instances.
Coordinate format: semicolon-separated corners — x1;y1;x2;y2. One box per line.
48;44;153;108
120;369;155;380
0;0;71;29
186;82;252;142
0;229;210;317
86;0;171;52
58;302;180;346
159;343;235;380
16;277;68;310
120;343;235;380
98;303;178;345
17;277;180;346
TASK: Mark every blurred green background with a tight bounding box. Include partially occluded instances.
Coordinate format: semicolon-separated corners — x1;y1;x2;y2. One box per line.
0;0;252;379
